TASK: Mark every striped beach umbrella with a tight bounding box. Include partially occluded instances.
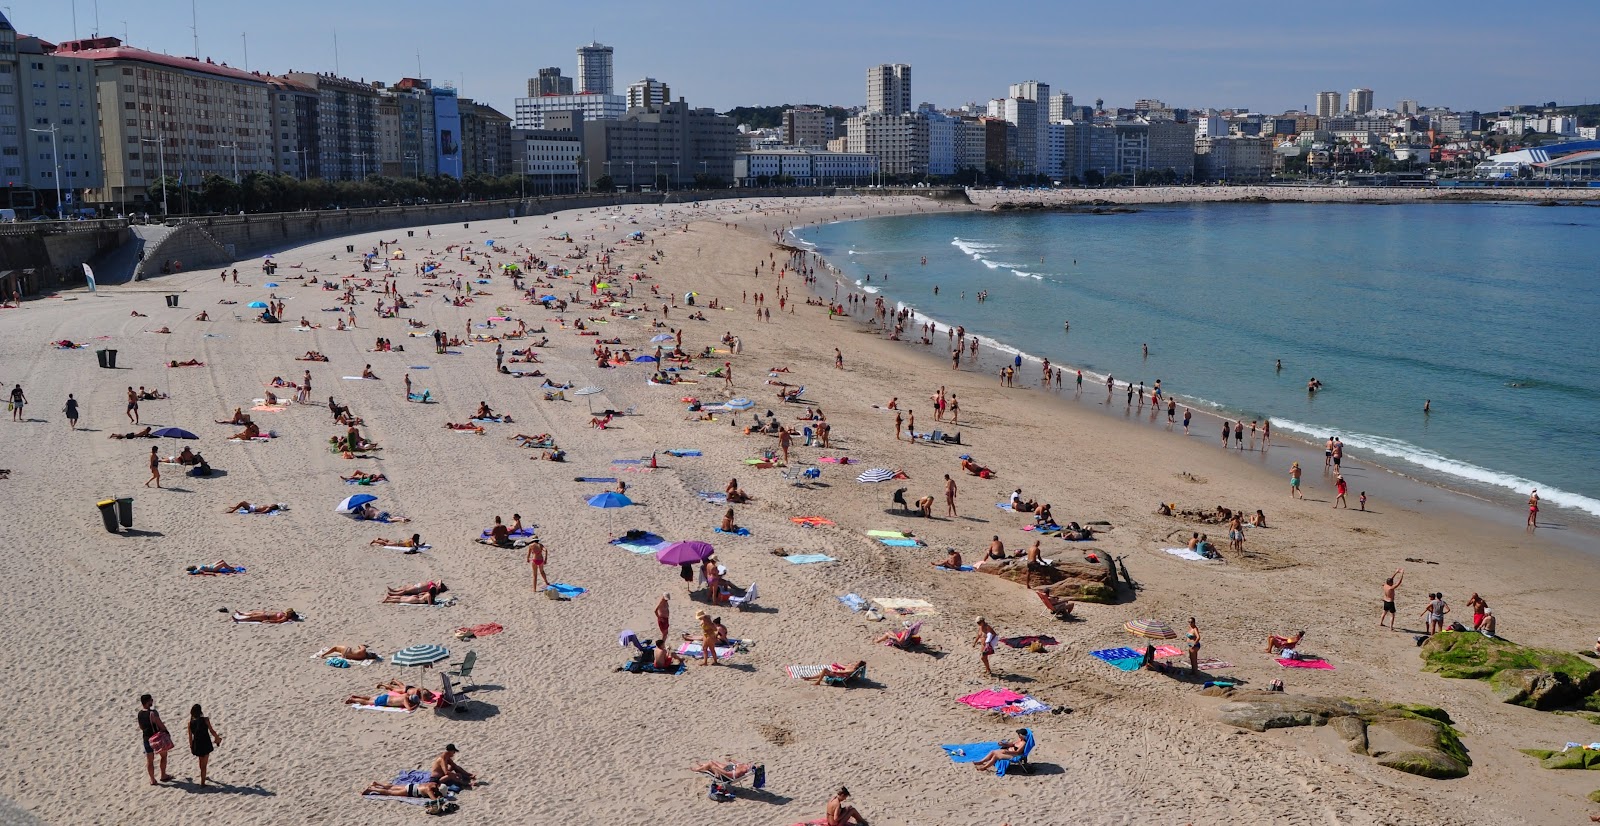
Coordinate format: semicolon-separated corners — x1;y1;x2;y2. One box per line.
391;644;450;667
856;467;895;484
1124;618;1178;640
726;398;754;410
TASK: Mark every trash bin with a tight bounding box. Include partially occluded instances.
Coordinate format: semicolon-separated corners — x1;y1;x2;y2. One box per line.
407;230;414;237
463;223;469;229
106;349;118;369
346;244;354;253
95;349;109;368
97;499;120;533
116;497;134;528
165;295;179;307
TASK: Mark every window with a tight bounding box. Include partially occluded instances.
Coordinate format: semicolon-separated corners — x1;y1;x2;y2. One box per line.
122;67;134;76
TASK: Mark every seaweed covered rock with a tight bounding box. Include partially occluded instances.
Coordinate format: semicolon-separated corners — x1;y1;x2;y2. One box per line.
1517;748;1600;770
1216;693;1470;779
1421;632;1600;710
976;555;1117;603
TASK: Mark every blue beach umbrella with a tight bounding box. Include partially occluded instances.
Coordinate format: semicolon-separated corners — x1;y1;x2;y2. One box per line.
247;301;268;309
586;491;633;537
633;355;658;363
264;282;279;288
335;493;378;514
151;426;198;440
651;333;674;343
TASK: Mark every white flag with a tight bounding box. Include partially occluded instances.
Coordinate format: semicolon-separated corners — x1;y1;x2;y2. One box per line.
82;263;96;292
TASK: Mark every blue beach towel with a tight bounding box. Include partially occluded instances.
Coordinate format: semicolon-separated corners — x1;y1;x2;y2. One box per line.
784;553;836;565
666;449;702;457
1090;647;1145;672
542;583;588;599
612;459;644;465
838;593;867;612
934;565;976;572
576;477;619;483
392;769;432;785
695;491;728;504
879;538;922;547
941;742;1005;764
714;526;751;536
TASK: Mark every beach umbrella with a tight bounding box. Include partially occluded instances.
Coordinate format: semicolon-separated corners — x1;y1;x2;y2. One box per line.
857;467;896;484
586;491;633;537
391;643;450;668
264;282;279;288
726;398;754;411
151;427;198;440
655;540;715;566
335;493;378;514
1124;618;1178;640
573;385;604;413
633;355;657;363
247;301;268;309
651;333;674;343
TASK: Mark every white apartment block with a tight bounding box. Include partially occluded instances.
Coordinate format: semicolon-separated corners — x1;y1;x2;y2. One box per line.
924;109;955;176
1047;92;1074;123
1196;135;1273;181
626;77;670;110
1315;91;1340;119
513;93;625;129
734;148;875;185
1194;112;1227;140
845;111;925;176
1009;81;1050;177
521;130;582;193
576;42;614;95
1348;88;1374;116
866;63;911;115
17;35;104;198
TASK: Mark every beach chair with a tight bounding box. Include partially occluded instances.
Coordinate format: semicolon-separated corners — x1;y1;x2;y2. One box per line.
1035;591;1075;619
782;386;806;403
892;487;910;513
697;763;767;797
882;621;923;649
822;662;866;687
995;729;1036;777
448;650;479;690
727;582;760;611
437;672;469;715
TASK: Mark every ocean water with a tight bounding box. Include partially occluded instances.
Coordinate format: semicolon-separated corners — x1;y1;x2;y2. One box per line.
794;203;1600;521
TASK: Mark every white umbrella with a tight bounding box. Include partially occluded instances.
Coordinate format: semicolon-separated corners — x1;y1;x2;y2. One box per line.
574;386;604;414
857;467;896;483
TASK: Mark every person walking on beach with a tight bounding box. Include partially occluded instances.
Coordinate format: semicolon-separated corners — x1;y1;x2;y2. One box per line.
1289;462;1303;499
63;394;79;430
1234;421;1244;449
1182;408;1191;435
146;446;161;488
404;373;411;401
778;427;792;466
9;384;26;421
1324;436;1334;468
974;617;998;677
187;704;222;786
1379;568;1404;630
1262;419;1271;449
127;387;140;424
949;394;959;424
138;694;174;785
894;410;903;441
1333;475;1349;508
1186;617;1202;673
1527;489;1539;530
1221;420;1231;448
834;348;844;369
722;362;733;391
527;538;549;590
944;474;958;517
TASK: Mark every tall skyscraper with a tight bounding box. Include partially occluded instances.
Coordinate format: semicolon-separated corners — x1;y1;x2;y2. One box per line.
530;67;573;97
1008;81;1051;178
1315;91;1340;119
866;63;911;115
577;42;614;95
1347;88;1374;116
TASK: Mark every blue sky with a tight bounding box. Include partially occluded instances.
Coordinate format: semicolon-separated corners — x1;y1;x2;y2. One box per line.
17;0;1600;115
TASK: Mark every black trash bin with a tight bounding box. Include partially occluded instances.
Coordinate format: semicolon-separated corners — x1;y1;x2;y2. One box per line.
97;499;120;533
95;349;109;368
106;349;118;369
407;230;414;237
346;244;354;253
463;223;469;228
116;497;134;528
165;295;179;307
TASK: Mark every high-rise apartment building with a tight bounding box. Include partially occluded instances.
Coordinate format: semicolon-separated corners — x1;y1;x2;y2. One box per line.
0;12;24;209
782;107;834;147
1397;99;1419;116
529;67;573;97
1008;81;1050;176
576;42;613;95
866;63;911;115
1047;92;1074;123
1347;88;1374;116
460;99;512;176
1315;91;1340;119
845;111;926;176
988;96;1038;176
15;34;104;214
267;76;321;180
626;78;670;110
56;37;272;211
285;71;381;181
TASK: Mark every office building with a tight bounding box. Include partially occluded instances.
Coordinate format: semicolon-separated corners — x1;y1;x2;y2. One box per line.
734;148;875;186
529;67;572;97
782;106;835;147
844;111;926;176
515;127;582;193
866;63;911;115
460;99;512;176
513;92;625;130
267;75;321;179
576;42;613;95
1196;135;1273;181
54;37;272;211
285;71;381;180
625;77;670;110
580;99;737;189
15;34;104;214
1348;88;1374;116
1315;91;1340;119
1146;119;1196;178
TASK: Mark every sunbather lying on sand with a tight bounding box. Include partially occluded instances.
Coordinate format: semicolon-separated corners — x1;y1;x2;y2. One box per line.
444;422;485;433
346;686;426;711
382;586;443;604
224;501;286;515
230;423;262;440
805;660;867;685
316;644;380;661
342;471;387;483
960;457;995;479
169;359;204;367
538;449;566;462
109;427;155;439
357;503;409;522
386;581;445;597
369;533;424;548
230;609;299;623
690;760;761;782
185;560;241;576
216;408;252;425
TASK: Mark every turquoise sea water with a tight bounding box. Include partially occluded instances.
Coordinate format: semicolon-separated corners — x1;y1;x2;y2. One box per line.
794;203;1600;521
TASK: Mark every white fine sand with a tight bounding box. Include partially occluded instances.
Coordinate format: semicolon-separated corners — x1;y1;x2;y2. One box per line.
2;195;1599;825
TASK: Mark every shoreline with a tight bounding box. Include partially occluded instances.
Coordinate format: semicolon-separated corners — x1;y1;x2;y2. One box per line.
790;213;1600;549
966;184;1600;208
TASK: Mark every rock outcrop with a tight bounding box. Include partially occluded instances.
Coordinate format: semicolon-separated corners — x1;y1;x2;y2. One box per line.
1215;692;1470;779
1421;632;1600;710
975;555;1117;603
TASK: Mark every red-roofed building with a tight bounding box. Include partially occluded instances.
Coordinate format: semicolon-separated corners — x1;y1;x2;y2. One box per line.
50;37;272;211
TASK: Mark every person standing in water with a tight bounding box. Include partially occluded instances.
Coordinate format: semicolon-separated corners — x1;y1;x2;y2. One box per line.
1527;489;1539;530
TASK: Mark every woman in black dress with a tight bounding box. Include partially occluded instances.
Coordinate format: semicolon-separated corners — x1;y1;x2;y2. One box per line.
188;704;222;786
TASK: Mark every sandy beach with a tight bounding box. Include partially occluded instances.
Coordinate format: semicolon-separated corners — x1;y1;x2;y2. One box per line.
2;193;1598;826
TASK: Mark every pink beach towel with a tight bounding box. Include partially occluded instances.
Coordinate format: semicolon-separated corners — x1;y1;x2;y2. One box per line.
956;688;1025;710
1277;657;1334;670
1151;645;1185;659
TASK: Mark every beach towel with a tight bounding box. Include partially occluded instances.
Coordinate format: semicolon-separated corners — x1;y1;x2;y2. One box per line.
480;527;537;539
791;516;834;526
620;660;686;675
187;566;245;575
393;769;432;785
838;594;867;612
871;597;938;617
785;664;826;680
576;477;619;483
942;741;1006;764
341;376;374;381
380;544;430;552
345;477;385;485
1195;658;1234;670
1001;635;1058;649
715;526;751;536
695;491;728;505
611;458;643;465
1090;647;1145;672
783;553;835;564
250;404;288;412
878;538;923;547
1001;697;1052;717
1163;547;1211;562
455;623;503;638
349;703;412;714
678;642;737;659
1151;645;1185;659
665;449;701;457
816;457;852;464
1277;657;1335;670
933;565;976;572
866;530;909;538
957;688;1026;710
541;583;587;599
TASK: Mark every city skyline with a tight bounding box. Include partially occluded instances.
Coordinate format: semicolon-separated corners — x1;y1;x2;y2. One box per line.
20;0;1600;117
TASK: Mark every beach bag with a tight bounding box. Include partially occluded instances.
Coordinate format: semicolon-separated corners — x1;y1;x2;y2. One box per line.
1449;621;1468;632
148;730;174;753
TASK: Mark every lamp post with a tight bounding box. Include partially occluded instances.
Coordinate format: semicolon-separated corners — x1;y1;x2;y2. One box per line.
671;161;679;192
650;160;658;191
626;160;636;192
218;141;240;183
700;160;708;188
28;123;62;219
293;147;311;181
353;152;369;181
140;135;169;216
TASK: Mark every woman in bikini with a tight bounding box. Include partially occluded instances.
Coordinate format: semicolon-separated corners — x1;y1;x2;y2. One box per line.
1186;617;1203;673
316;644;379;661
720;509;740;533
382;585;440;605
231;609;299;623
369;533;423;548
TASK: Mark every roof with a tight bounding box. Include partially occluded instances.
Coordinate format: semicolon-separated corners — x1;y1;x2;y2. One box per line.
1534;150;1600;168
52;39;265;84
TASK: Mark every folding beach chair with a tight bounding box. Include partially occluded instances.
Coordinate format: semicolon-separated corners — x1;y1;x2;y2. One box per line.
995;728;1036;776
448;650;479;690
437;672;469;715
881;621;923;649
727;582;760;611
822;663;866;687
1035;591;1075;619
891;487;910;513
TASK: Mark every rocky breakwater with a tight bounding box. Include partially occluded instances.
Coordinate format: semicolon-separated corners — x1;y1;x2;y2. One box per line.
1211;689;1471;779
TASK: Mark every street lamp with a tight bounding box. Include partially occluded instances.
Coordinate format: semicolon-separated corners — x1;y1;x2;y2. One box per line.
626;160;636;192
218;141;240;183
139;135;169;216
293;147;311;181
671;161;679;192
28;123;62;219
353;152;369;181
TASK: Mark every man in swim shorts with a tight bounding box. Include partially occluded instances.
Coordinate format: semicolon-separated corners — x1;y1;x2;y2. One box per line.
1379;568;1403;630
